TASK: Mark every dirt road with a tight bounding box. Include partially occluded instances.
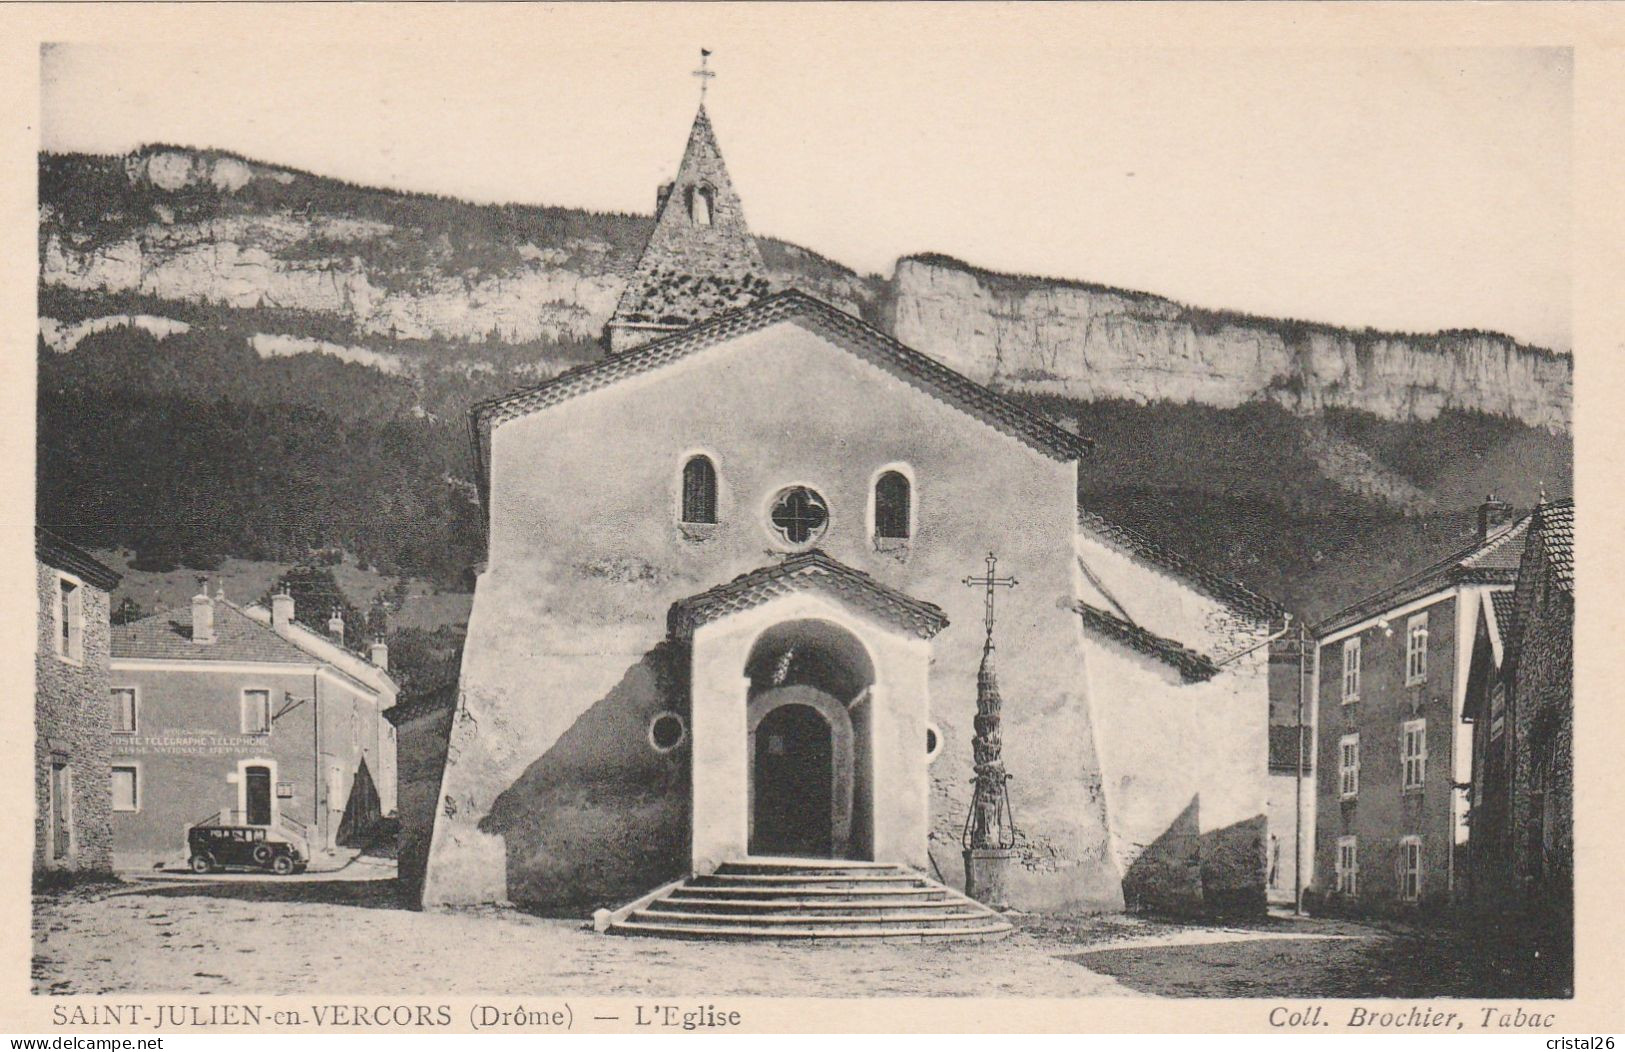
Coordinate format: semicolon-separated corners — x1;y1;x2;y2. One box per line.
32;870;1569;999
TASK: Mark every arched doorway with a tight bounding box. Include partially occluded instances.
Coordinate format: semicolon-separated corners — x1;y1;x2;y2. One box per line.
752;702;833;856
744;619;875;859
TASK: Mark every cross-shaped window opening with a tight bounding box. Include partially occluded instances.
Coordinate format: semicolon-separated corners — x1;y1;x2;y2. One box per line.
770;487;828;546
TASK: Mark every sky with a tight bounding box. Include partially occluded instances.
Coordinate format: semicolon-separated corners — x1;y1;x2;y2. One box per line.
38;8;1573;350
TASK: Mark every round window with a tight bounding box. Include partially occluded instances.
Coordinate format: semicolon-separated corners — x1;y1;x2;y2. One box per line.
926;723;943;761
768;486;829;548
649;712;686;753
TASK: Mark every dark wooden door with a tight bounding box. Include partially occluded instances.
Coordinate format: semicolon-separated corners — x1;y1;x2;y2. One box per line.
751;703;833;857
245;766;272;826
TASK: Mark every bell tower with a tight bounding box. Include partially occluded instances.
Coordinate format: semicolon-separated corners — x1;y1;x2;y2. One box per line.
605;52;769;353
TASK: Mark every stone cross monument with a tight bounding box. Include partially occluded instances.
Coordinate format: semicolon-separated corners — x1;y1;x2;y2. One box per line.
961;552;1018;908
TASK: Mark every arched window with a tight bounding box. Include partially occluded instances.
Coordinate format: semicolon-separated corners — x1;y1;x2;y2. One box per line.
681;455;717;524
689;184;715;227
874;470;911;540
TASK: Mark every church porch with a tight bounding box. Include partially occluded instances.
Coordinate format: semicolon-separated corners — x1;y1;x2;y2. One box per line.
595;552;1004;939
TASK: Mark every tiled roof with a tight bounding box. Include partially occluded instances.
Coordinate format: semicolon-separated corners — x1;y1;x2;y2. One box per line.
1534;497;1574;593
471;291;1094;506
1314;515;1530;636
669;550;949;640
613;269;772;331
240;605;396;696
1269;724;1313;772
384;681;460;727
1459;516;1533;576
1490;589;1519;655
36;528;121;592
112;600;316;665
1076;509;1286;623
1072;600;1220;683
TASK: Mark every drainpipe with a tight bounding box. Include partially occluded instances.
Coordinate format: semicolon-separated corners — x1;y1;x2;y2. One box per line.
313;669;321;851
1212;612;1293;668
1295;625;1308;916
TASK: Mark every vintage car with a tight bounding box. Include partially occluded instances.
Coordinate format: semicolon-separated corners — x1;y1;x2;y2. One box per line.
187;823;307;875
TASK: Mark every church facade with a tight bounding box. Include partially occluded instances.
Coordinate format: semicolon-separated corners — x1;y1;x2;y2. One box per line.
421;102;1280;919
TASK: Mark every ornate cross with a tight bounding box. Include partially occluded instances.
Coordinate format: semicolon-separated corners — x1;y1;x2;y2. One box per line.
963;552;1018;642
693;48;715;102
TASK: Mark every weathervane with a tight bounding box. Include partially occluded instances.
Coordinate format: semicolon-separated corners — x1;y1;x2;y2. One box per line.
693;48;715;103
963;551;1018;644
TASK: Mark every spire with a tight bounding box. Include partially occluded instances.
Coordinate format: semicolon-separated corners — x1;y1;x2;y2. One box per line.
605;61;769;353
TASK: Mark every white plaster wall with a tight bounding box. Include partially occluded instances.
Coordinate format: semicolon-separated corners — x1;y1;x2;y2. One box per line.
1266;769;1315;902
426;318;1118;910
1084;634;1270;909
1074;531;1255;656
686;593;930;873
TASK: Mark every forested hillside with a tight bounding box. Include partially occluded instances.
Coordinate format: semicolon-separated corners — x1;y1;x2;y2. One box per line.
38;146;1572;625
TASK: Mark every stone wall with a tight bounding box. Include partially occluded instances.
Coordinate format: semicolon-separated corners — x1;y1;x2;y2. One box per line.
1508;529;1573;915
35;561;114;877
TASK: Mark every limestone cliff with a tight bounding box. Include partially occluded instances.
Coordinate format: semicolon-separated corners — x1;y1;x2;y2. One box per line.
40;148;1569;436
885;256;1571;433
40;148;872;351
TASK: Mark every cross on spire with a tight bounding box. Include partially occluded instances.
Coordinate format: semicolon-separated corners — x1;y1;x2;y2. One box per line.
963;551;1018;643
693;48;715;103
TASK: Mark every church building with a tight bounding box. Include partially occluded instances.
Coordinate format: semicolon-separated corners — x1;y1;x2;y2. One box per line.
421;91;1281;932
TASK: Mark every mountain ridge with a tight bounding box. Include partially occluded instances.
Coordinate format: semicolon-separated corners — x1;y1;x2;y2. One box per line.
36;145;1573;620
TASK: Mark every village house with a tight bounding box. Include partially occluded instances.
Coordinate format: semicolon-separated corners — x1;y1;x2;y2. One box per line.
418;98;1285;936
1309;496;1527;915
1465;497;1572;918
107;587;398;869
35;528;121;880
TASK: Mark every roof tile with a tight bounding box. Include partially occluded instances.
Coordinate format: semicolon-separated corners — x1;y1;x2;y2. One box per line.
1072;600;1221;683
670;550;949;640
1534;497;1573;593
1314;515;1531;635
1077;509;1285;622
112;600;317;665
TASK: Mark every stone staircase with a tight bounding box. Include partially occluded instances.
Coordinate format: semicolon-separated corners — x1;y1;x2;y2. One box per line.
603;858;1014;941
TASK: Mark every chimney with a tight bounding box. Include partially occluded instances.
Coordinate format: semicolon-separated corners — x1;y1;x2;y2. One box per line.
327;605;345;643
271;589;294;635
191;577;215;644
1478;493;1513;543
369;639;389;670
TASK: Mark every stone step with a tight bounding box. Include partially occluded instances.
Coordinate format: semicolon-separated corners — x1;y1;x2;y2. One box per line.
715;860;916;878
672;891;949;904
610;918;1013;941
657;895;961;913
689;873;934;888
630;908;995;928
602;860;1011;941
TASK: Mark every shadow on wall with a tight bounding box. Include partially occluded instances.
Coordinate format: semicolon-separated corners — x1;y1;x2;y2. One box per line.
1122;795;1267;919
478;641;690;916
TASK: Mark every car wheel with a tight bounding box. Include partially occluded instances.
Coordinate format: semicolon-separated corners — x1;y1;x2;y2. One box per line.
271;855;295;876
251;843;274;866
189;854;213;874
